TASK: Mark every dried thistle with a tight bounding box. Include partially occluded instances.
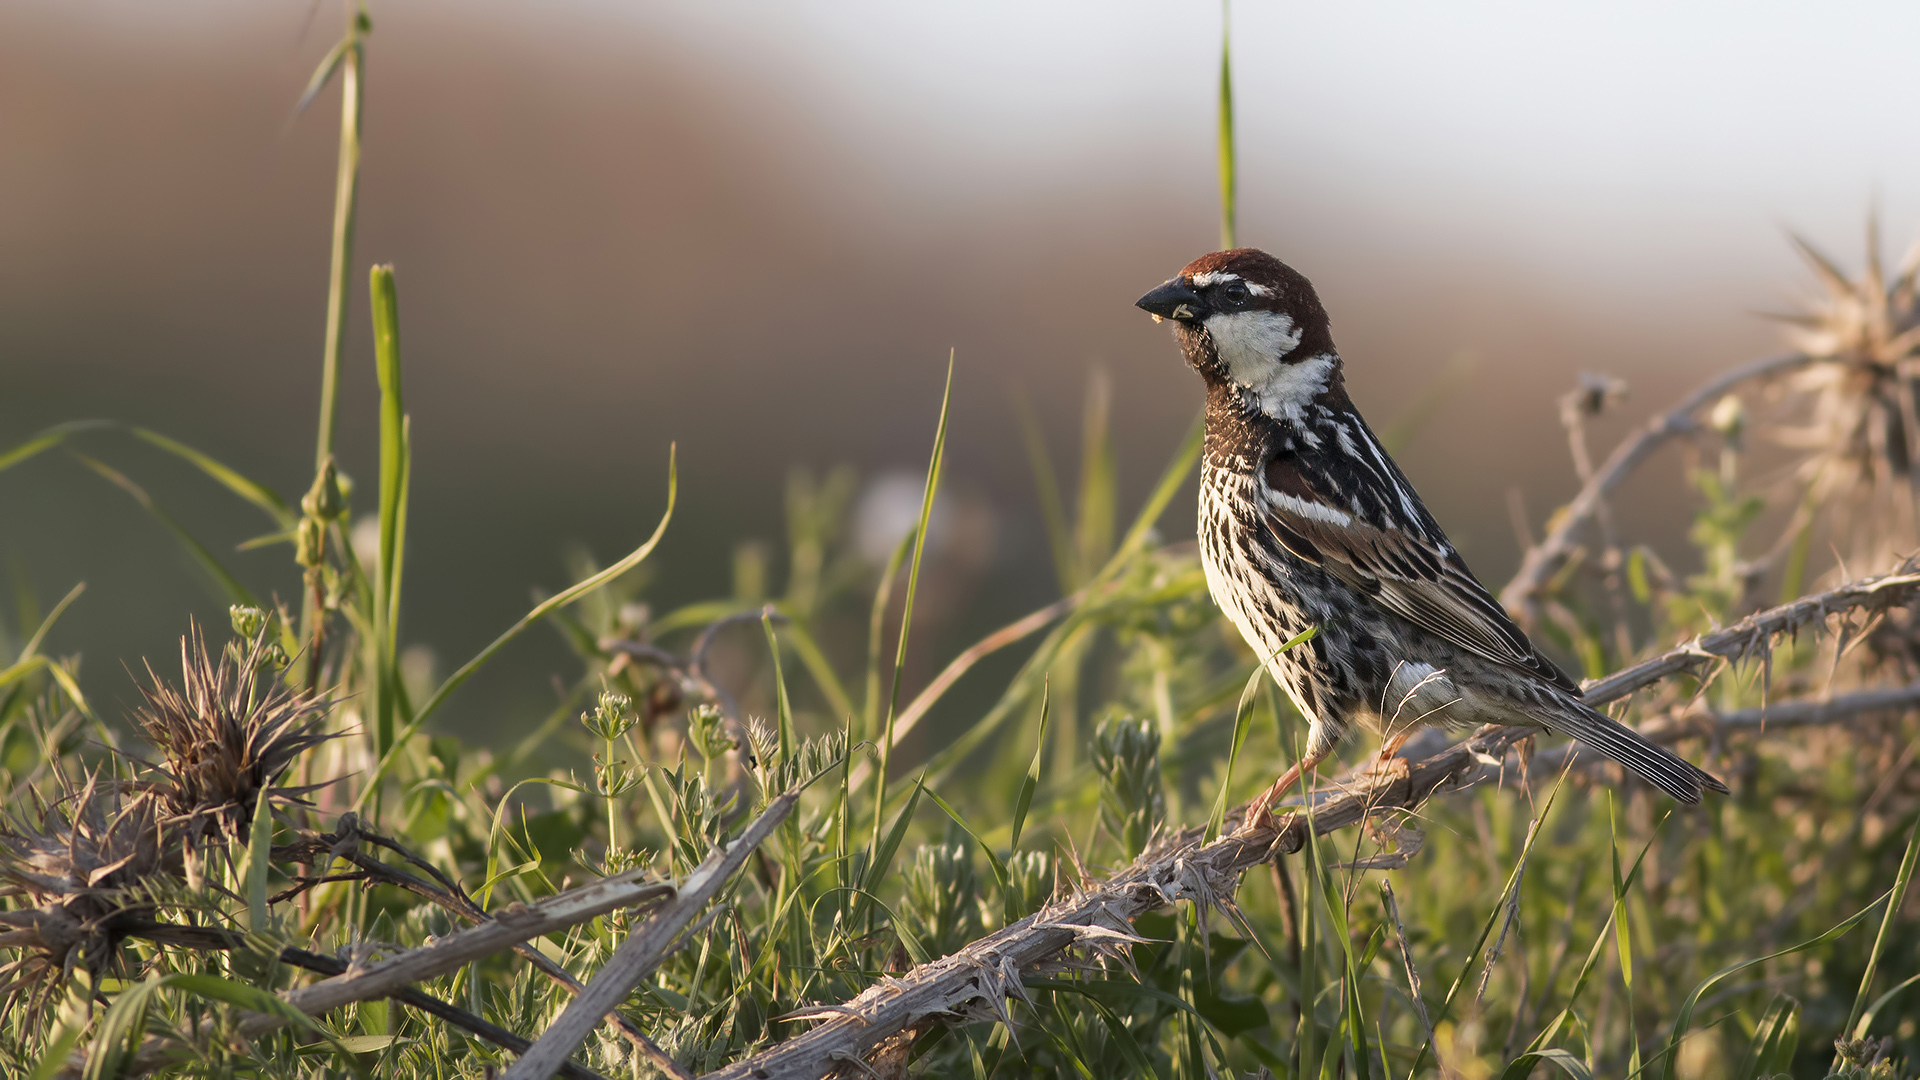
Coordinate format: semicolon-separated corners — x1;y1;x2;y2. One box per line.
0;774;167;1011
1770;227;1920;573
130;623;334;845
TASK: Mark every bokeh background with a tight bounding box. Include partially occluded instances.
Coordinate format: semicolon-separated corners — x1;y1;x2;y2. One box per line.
5;0;1918;750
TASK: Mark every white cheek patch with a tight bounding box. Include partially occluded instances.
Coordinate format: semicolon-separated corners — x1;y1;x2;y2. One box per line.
1206;310;1301;385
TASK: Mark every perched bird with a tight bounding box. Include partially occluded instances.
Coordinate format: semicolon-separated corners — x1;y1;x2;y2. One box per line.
1135;248;1727;820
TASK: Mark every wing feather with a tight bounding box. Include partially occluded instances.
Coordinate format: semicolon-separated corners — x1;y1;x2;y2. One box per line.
1261;445;1580;694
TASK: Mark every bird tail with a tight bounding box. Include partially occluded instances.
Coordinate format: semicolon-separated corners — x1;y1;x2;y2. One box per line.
1549;701;1729;804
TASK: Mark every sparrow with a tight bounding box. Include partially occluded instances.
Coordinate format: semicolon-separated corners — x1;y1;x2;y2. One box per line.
1135;248;1727;818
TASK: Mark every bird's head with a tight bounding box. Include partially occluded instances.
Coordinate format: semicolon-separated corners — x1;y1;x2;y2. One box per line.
1136;248;1341;418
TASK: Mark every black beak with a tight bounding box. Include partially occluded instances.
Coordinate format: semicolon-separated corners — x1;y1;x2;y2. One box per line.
1135;278;1206;322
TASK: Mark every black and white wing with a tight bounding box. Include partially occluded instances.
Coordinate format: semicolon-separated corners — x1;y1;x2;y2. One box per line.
1258;423;1582;695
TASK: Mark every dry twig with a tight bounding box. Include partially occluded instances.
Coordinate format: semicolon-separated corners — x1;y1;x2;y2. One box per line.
1502;352;1814;627
502;788;800;1080
702;560;1920;1080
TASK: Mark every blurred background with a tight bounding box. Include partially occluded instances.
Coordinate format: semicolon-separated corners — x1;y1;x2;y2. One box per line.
4;0;1917;748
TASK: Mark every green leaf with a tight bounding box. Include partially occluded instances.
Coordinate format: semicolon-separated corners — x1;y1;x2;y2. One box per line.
0;421;108;476
1206;665;1264;844
872;351;955;842
1216;0;1236;249
1734;994;1799;1080
1007;679;1050;855
924;782;1011;906
245;786;274;932
360;447;676;809
1529;809;1670;1052
1498;1049;1595;1080
1658;897;1881;1080
131;427;294;528
71;452;256;606
1846;816;1920;1036
860;777;925;913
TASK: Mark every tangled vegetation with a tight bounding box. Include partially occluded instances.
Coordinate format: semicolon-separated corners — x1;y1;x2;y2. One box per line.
6;6;1920;1080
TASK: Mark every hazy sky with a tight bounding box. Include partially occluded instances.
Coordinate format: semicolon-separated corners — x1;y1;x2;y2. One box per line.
590;0;1920;280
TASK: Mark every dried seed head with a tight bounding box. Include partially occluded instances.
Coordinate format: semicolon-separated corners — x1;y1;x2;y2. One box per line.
0;776;168;1007
1769;230;1920;573
130;623;335;844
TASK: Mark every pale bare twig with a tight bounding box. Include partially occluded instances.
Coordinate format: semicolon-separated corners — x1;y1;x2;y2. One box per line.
1503;352;1815;627
1381;879;1446;1078
501;788;800;1080
848;591;1079;788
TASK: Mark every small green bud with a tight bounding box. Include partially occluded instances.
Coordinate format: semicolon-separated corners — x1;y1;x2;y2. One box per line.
580;690;638;741
1092;714;1165;860
295;517;326;569
301;456;347;522
593;753;639;799
229;604;267;639
687;704;730;762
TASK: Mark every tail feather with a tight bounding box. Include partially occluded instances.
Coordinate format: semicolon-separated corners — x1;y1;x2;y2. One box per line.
1550;703;1729;804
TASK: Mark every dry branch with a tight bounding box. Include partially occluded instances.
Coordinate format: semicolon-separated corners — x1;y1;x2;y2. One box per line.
1578;557;1920;703
276;814;692;1076
1501;351;1814;627
703;560;1920;1080
240;869;674;1032
501;788;800;1080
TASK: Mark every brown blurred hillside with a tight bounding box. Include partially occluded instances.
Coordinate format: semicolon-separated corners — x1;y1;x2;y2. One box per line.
0;2;1815;742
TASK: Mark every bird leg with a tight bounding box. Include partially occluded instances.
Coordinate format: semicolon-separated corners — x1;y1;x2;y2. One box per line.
1241;748;1330;832
1367;729;1415;776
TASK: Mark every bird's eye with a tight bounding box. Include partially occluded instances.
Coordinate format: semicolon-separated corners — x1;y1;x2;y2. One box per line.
1220;279;1251;307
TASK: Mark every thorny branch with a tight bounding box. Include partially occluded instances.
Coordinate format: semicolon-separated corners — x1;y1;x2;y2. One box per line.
502;788;800;1080
273;816;690;1073
702;559;1920;1080
1502;352;1815;628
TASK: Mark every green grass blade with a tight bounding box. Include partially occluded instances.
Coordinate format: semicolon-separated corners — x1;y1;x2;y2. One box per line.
1216;0;1236;250
924;783;1011;907
1111;410;1203;568
244;787;274;932
1497;1049;1595;1080
71;452;256;606
1013;390;1076;592
1529;810;1670;1052
1853;971;1920;1041
1205;665;1265;844
858;776;925;922
1656;896;1882;1080
16;581;83;663
918;413;1201;786
130;428;294;528
1734;994;1799;1080
871;350;954;847
1609;795;1640;1076
1845;814;1920;1035
1071;375;1116;583
311;17;365;470
0;420;109;476
356;447;676;809
863;526;915;746
1007;679;1050;854
762;612;795;765
1409;771;1570;1080
369;264;407;760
